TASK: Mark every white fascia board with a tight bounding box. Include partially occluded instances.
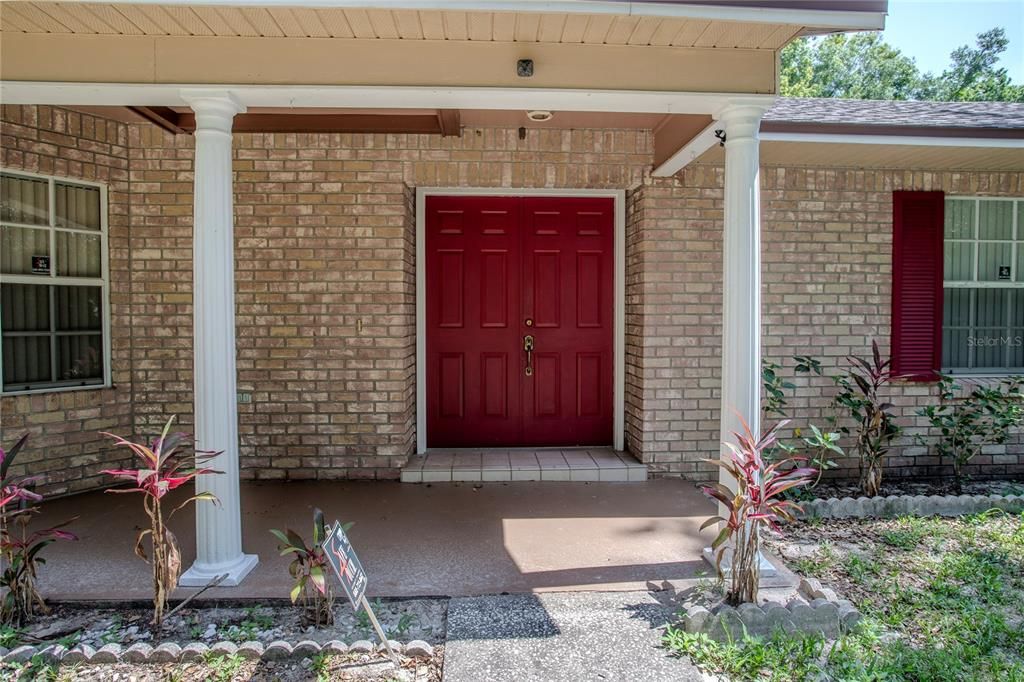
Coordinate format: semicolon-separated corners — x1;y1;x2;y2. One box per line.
0;82;775;116
652;126;1023;178
760;131;1024;149
79;0;888;31
651;120;722;177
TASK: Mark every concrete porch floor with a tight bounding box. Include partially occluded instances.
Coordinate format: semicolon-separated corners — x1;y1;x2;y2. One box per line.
34;478;714;601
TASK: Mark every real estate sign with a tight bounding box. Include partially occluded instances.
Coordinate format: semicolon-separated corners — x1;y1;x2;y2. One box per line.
323;521;367;608
322;521;399;665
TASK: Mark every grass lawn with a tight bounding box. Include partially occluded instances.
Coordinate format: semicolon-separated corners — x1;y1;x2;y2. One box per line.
664;510;1024;681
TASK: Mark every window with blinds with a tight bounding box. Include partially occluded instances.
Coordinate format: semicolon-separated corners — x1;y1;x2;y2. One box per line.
0;170;108;393
942;197;1024;373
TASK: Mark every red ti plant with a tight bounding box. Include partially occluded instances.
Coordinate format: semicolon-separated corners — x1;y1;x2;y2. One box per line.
701;420;816;606
831;341;901;498
0;434;77;626
270;508;342;627
102;416;221;629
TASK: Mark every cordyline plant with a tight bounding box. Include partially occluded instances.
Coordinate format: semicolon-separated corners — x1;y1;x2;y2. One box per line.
701;420;816;606
831;341;901;498
102;417;221;630
0;434;77;627
917;374;1024;494
270;508;346;627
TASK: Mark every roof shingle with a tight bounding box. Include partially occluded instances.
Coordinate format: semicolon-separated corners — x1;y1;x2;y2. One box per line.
764;98;1024;132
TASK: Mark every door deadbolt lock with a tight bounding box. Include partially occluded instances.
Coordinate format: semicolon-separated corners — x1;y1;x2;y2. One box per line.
525;318;534;327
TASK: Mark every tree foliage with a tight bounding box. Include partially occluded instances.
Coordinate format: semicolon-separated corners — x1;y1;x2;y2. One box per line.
780;28;1024;102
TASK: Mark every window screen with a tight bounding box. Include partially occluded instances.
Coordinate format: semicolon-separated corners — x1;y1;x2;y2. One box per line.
0;171;108;392
942;197;1024;372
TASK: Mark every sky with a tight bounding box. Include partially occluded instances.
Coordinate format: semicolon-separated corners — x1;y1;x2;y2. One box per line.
881;0;1024;81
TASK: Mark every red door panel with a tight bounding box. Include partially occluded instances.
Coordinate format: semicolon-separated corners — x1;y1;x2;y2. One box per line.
426;196;613;447
426;196;522;447
521;197;614;446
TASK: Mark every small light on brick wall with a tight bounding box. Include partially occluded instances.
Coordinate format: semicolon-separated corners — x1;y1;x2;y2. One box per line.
357;319;363;333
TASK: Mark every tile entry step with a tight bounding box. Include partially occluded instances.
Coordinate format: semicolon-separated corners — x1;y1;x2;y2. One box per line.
400;448;647;483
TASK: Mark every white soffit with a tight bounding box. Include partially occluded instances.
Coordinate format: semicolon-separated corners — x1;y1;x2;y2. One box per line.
4;1;886;32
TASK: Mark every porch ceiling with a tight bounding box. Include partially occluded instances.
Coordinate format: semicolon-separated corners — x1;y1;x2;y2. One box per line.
0;4;806;49
0;1;887;94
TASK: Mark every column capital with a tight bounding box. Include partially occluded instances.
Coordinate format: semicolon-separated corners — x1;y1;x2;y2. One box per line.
715;97;776;142
180;90;246;133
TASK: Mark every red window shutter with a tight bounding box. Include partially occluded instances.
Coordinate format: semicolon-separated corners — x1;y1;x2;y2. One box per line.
891;190;944;381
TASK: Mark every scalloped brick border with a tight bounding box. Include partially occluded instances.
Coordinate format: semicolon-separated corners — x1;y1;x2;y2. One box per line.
796;493;1024;520
680;578;862;643
0;638;434;665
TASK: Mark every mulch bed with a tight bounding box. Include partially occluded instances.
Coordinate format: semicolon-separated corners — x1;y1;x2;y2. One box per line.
810;477;1023;500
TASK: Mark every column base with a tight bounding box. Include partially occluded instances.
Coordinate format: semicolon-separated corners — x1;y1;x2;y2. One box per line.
180;552;259;588
702;546;777;578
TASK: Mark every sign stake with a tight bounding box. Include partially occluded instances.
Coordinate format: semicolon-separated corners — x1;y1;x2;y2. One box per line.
322;520;402;669
360;594;401;666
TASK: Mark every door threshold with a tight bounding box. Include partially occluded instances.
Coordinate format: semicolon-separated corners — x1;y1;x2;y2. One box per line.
401;448;647;483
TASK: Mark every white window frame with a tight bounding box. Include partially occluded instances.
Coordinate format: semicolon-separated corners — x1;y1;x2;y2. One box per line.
0;168;112;395
942;195;1024;376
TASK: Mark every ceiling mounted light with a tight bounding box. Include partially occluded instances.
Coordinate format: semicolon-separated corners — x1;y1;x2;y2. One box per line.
526;110;554;122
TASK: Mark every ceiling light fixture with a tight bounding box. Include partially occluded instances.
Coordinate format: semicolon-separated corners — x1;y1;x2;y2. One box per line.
526;110;554;122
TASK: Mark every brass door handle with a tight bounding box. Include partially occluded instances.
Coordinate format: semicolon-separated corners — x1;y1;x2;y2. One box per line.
524;335;534;376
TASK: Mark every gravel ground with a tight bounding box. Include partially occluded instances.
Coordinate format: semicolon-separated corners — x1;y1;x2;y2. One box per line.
442;591;704;682
17;599;445;650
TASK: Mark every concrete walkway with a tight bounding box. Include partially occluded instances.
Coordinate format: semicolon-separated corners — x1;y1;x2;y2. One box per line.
442;591;703;681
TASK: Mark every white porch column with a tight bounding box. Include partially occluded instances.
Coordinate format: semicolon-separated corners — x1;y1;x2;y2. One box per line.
704;100;775;576
179;91;258;587
718;101;770;459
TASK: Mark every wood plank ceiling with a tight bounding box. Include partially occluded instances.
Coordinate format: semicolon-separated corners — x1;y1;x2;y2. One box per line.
0;3;802;50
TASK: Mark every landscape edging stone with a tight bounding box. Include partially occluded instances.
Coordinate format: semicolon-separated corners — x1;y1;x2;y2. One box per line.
797;493;1023;519
680;578;863;643
0;636;435;665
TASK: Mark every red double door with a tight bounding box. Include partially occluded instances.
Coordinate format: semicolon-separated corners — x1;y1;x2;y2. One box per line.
426;196;614;448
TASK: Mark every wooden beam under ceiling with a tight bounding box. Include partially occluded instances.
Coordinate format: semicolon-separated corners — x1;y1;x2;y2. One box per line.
125;108;457;136
127;106;185;134
437;109;462;137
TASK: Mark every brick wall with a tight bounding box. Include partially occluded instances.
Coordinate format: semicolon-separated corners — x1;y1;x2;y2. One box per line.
0;106;133;494
633;165;1024;482
760;167;1024;482
129;125;652;482
626;168;725;478
4;102;1022;493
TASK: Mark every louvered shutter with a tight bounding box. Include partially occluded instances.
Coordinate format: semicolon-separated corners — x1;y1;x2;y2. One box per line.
891;190;944;381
